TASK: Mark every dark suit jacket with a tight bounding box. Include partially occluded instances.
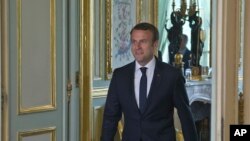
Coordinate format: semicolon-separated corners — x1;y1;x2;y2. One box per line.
182;49;192;72
101;58;198;141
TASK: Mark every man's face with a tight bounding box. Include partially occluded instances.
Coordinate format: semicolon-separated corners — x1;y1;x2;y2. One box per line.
131;29;158;66
180;36;187;49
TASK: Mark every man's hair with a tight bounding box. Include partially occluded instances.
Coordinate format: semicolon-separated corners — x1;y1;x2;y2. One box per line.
130;22;159;42
182;34;188;42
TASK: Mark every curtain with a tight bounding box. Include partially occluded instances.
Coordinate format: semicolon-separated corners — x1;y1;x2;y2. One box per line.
158;0;171;62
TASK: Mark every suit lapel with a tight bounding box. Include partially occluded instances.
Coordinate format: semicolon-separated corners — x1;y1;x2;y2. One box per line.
127;62;141;112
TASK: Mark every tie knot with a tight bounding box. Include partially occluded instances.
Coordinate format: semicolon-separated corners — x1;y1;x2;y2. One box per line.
140;67;147;75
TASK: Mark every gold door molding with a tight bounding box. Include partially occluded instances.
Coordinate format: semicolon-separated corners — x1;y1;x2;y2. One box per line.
18;127;56;141
80;0;92;140
17;0;56;114
1;0;10;140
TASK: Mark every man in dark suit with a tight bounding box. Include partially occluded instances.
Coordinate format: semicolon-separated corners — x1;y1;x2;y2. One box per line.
101;22;198;141
179;34;192;74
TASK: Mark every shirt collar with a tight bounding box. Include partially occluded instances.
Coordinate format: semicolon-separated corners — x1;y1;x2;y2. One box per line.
135;57;156;71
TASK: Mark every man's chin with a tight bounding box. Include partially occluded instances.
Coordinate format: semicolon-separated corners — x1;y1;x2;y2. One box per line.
136;59;147;65
135;57;144;62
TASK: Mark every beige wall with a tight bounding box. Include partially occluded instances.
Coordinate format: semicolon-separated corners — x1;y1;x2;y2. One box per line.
243;0;250;124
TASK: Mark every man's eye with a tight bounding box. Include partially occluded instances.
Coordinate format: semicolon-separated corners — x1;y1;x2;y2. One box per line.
131;41;137;45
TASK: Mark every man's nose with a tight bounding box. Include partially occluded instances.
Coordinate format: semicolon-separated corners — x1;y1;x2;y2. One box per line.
135;42;143;48
135;44;142;50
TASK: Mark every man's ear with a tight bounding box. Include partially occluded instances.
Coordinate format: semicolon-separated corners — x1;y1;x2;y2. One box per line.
153;40;159;55
153;40;159;48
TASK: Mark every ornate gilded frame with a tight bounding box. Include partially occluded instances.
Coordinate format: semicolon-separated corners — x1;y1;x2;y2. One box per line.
105;0;158;80
105;0;139;80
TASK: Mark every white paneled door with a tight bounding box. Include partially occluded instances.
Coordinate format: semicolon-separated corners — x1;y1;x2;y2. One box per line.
0;0;78;141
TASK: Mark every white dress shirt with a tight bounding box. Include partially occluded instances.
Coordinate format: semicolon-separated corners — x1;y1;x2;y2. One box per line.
134;57;156;108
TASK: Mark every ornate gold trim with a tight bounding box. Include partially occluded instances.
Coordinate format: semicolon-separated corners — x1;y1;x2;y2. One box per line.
92;88;108;98
93;106;105;141
80;0;92;140
99;0;104;78
18;127;56;141
153;0;158;26
105;0;112;80
50;0;56;112
137;0;142;23
117;120;124;140
1;0;9;140
17;0;56;114
149;0;158;26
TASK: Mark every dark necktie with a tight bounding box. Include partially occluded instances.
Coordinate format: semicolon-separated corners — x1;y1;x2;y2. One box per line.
139;67;147;113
